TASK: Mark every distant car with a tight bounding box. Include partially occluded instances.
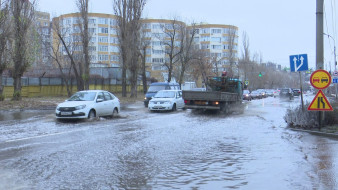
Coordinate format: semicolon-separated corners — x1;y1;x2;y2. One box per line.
279;88;294;100
265;89;274;97
293;89;301;96
242;90;252;101
251;90;262;99
55;90;120;120
257;89;267;98
273;89;280;98
144;82;180;107
148;90;185;111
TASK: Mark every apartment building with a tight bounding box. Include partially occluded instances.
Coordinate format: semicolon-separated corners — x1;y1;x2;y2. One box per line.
52;13;238;81
52;13;120;68
192;24;239;76
141;19;186;81
35;11;52;68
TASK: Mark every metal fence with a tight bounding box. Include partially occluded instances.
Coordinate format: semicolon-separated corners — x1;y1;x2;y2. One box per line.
1;77;123;86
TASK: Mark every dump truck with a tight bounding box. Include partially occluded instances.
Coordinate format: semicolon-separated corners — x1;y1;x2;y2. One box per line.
182;76;243;113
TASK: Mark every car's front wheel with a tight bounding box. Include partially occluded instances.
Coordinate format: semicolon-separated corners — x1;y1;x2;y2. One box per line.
172;104;177;111
88;110;96;120
112;108;118;118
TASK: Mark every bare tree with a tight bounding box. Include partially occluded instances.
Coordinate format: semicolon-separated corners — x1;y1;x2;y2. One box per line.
190;49;213;86
238;31;251;82
139;25;151;94
178;22;198;87
226;26;238;77
157;18;183;82
10;0;37;100
76;0;90;90
113;0;147;97
0;0;11;99
52;16;84;91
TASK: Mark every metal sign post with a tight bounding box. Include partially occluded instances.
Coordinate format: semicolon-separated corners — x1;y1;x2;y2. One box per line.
290;54;308;111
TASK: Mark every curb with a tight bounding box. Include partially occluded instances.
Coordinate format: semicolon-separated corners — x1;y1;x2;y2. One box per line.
290;128;338;139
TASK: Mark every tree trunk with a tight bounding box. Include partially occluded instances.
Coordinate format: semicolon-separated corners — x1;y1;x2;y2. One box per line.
141;54;147;94
122;66;127;97
130;72;138;98
0;73;4;100
12;76;22;101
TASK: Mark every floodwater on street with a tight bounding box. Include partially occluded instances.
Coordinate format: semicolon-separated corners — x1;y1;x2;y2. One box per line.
0;95;337;189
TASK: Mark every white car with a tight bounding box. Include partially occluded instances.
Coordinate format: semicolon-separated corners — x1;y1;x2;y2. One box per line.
148;90;185;111
55;90;120;120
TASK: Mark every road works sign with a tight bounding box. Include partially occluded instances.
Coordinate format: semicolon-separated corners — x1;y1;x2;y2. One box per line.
310;69;332;89
308;90;333;111
289;54;308;72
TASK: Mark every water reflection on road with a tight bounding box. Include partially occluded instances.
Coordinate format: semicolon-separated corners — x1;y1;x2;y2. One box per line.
0;97;337;189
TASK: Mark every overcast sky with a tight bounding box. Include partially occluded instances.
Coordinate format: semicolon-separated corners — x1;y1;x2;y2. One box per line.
37;0;338;70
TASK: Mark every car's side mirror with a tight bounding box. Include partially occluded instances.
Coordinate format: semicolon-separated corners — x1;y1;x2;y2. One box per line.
97;98;104;103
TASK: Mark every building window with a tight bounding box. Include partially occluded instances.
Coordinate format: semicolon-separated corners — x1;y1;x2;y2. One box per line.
99;27;108;34
110;45;119;53
89;46;96;51
99;45;108;52
201;36;210;42
89;19;96;24
142;23;151;29
73;26;80;33
110;28;117;35
211;29;221;34
201;44;209;49
90;37;96;43
90;55;97;61
201;28;210;34
212;45;221;50
110;37;118;44
98;54;109;61
152;49;164;54
152;58;164;63
146;57;151;63
211;37;221;43
88;28;96;34
99;36;108;43
98;18;108;25
110;55;120;62
110;19;117;26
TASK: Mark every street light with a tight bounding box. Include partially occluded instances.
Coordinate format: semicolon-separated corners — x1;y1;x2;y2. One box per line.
323;32;337;99
323;33;337;70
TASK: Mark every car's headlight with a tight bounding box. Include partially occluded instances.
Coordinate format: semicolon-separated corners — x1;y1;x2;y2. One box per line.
75;105;86;110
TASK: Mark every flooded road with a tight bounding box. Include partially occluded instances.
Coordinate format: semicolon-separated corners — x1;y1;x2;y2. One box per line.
0;96;337;189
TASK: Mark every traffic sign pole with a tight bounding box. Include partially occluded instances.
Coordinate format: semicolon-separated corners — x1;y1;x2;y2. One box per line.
299;72;304;111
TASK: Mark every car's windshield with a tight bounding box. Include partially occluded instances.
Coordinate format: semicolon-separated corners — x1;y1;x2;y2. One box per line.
148;85;168;92
281;89;289;93
243;90;250;94
154;91;175;98
68;92;97;101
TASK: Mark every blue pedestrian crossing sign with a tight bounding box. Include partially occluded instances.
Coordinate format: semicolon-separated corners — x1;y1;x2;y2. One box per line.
290;54;308;72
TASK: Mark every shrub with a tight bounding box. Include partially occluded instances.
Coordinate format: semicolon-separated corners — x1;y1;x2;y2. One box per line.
284;102;338;129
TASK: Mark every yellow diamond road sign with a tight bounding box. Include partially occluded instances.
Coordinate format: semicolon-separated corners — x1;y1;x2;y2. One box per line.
308;90;333;111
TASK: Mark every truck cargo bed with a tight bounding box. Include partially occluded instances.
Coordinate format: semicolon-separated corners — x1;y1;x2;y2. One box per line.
182;91;239;102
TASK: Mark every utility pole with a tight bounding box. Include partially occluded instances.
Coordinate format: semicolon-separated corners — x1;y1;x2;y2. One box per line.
316;0;324;129
316;0;324;70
